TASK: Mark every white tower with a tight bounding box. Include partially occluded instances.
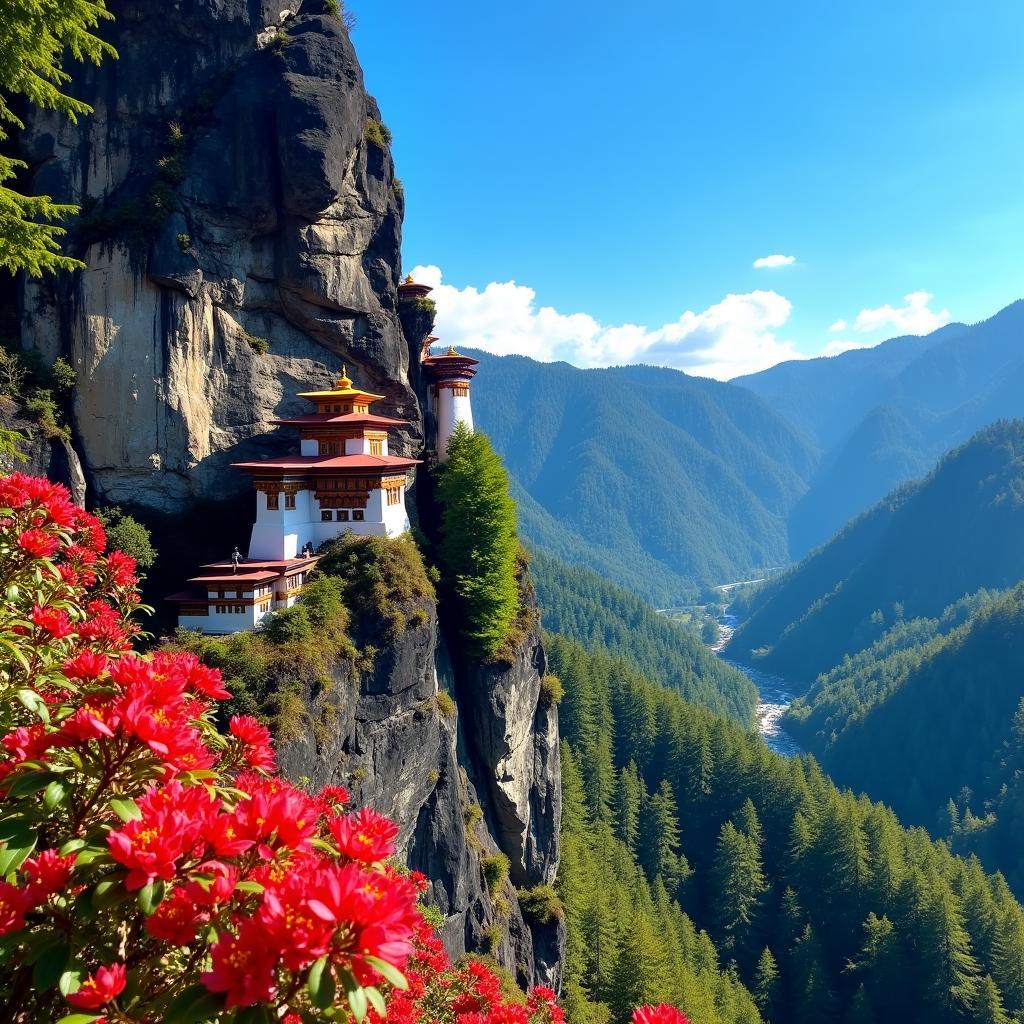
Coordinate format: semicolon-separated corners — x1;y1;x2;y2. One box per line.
422;343;479;461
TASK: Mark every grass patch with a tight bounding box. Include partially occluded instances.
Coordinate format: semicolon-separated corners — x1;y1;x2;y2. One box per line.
516;884;564;925
435;691;457;719
482;852;510;898
364;118;392;149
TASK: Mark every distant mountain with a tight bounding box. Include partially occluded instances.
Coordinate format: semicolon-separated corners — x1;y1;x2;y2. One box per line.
737;300;1024;553
728;420;1024;683
469;352;818;599
530;549;758;724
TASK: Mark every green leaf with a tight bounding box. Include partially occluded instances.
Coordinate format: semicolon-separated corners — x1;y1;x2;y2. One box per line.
137;879;165;916
363;955;409;991
43;779;68;811
109;797;142;822
58;965;84;997
234;880;264;895
162;983;226;1024
58;837;87;857
16;687;49;723
5;769;61;798
91;875;131;911
347;984;368;1023
365;986;387;1016
307;955;335;1010
0;820;36;875
32;941;71;991
55;1015;102;1024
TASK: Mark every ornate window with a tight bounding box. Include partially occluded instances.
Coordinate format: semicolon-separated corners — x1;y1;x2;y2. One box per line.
284;493;296;510
267;492;279;510
352;510;364;522
369;438;383;456
338;511;350;521
321;510;333;521
386;487;401;506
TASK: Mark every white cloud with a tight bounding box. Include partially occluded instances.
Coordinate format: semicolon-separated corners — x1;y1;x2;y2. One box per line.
828;319;848;333
822;339;870;357
851;290;951;335
411;265;806;381
752;254;796;269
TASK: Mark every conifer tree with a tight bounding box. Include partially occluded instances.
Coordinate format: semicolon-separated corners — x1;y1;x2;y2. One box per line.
974;974;1010;1024
0;0;116;274
437;423;520;658
752;947;780;1019
640;779;687;891
609;908;674;1021
918;885;980;1016
711;821;766;957
614;760;645;855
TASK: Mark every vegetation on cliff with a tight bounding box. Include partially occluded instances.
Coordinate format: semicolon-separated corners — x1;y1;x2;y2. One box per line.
436;423;521;659
552;633;1024;1024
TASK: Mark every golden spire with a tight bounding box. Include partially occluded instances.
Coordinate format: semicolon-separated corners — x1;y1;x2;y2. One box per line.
404;273;415;284
447;345;459;356
336;364;353;389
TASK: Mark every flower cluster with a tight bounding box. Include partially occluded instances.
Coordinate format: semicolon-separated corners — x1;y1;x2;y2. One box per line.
0;473;694;1024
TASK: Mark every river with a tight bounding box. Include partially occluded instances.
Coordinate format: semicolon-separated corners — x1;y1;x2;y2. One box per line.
712;612;803;757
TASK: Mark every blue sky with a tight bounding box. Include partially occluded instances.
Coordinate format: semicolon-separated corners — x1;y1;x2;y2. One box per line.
350;0;1024;378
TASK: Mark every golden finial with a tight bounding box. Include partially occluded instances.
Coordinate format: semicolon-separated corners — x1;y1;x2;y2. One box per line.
336;364;353;389
447;345;459;356
404;273;415;284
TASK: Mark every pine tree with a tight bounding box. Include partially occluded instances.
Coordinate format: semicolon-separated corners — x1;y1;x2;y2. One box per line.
919;885;980;1016
0;0;117;274
437;423;520;658
753;947;780;1019
990;908;1024;1015
974;975;1010;1024
710;820;766;959
614;761;644;855
735;798;764;847
609;908;674;1021
640;779;686;891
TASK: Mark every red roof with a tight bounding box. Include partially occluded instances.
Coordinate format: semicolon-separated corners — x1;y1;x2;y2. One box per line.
200;557;318;572
232;454;420;473
269;413;406;428
188;570;280;584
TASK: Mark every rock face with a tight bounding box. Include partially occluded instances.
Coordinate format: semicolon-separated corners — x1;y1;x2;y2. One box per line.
276;592;563;988
18;0;417;511
13;0;562;984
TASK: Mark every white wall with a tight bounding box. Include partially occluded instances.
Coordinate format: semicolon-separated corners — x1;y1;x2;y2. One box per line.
436;387;473;461
178;604;268;635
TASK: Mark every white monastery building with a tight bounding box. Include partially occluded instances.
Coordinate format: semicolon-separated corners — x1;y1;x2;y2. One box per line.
170;291;479;634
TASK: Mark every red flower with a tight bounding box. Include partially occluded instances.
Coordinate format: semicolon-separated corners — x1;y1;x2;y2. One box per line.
66;962;127;1009
328;807;399;863
202;919;279;1007
105;549;138;586
31;604;74;639
632;1006;690;1024
23;849;75;899
316;784;351;811
229;716;275;772
146;887;209;945
0;882;34;935
225;777;318;855
18;528;59;558
62;651;110;680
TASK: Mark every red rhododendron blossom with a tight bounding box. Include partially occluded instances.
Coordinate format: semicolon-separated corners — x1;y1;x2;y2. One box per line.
30;604;74;638
66;962;127;1009
62;650;110;679
0;882;34;935
23;850;76;899
328;806;400;863
229;715;275;771
632;1006;690;1024
202;920;279;1007
18;527;60;558
104;549;138;586
145;887;210;945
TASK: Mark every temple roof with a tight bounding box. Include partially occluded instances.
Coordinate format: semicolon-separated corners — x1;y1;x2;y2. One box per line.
269;412;406;428
296;366;385;403
187;569;280;584
231;453;420;473
423;345;479;366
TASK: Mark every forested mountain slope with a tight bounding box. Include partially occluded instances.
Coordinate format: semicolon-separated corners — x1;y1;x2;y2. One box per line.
530;550;758;724
470;352;818;596
553;634;1024;1024
737;301;1024;553
786;584;1024;891
729;420;1024;683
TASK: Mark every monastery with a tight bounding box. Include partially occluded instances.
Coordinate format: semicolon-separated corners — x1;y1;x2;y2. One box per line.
169;280;478;633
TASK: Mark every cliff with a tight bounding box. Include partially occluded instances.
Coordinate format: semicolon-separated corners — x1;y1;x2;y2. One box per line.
11;0;562;986
16;0;417;511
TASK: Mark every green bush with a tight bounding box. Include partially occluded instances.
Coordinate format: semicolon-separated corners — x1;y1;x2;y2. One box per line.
435;691;457;719
482;852;510;898
24;389;69;441
539;673;563;706
176;233;192;251
241;329;269;355
96;507;157;568
50;357;76;393
364;118;392;149
516;884;564;925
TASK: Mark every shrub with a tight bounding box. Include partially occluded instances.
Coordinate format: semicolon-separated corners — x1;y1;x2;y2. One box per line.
482;852;511;898
23;388;69;441
241;328;270;355
365;117;392;149
540;673;564;706
176;232;192;251
517;884;565;925
96;506;158;568
464;803;483;828
436;690;457;719
50;355;76;393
